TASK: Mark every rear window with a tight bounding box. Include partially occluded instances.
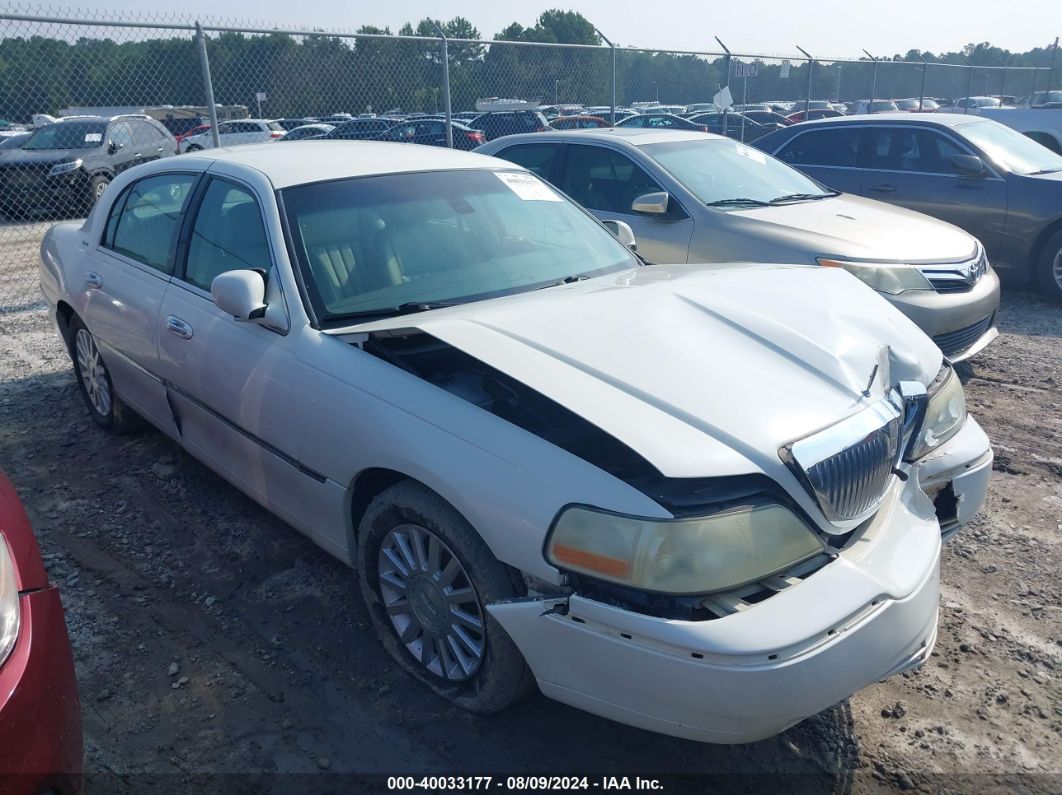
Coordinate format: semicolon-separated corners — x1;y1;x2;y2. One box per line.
267;122;284;132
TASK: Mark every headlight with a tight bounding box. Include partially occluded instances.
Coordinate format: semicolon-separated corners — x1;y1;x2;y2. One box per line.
545;502;825;595
0;535;20;667
47;159;83;176
818;258;933;294
907;365;967;460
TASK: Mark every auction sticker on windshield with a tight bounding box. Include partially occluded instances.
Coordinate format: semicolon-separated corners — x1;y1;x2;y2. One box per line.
85;133;103;142
496;171;562;201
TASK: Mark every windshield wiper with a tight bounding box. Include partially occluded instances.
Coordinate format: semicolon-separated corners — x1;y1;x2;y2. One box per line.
705;197;771;207
769;191;838;203
536;273;593;290
1028;168;1062;175
394;301;459;314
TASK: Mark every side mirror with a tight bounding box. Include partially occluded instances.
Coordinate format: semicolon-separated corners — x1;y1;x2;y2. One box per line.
631;191;669;215
952;154;985;176
108;141;123;154
212;269;268;320
601;219;637;250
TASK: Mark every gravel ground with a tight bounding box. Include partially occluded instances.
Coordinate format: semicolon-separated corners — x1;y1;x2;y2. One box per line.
0;290;1058;794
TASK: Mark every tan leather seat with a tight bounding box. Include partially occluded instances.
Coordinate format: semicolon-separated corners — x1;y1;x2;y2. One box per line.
302;210;403;308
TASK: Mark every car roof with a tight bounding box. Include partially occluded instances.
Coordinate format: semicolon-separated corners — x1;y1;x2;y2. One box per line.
184;141;513;187
485;128;722;147
785;112;983;129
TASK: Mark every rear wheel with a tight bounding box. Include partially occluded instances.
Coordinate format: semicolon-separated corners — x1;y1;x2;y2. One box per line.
357;480;534;713
185;144;203;152
1036;229;1062;303
68;316;143;434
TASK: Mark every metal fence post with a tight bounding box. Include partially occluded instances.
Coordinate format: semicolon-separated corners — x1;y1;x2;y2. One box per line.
715;37;731;137
431;22;453;148
918;55;929;111
195;22;221;148
863;50;878;103
594;26;616;125
1050;36;1060;90
796;46;813;117
962;55;974;114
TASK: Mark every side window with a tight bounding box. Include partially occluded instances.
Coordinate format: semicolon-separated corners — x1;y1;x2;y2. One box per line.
560;144;664;214
131;122;158;147
104;173;196;273
493;143;561;180
184;179;271;292
867;128;966;174
217;122;238;135
777;128;861;167
109;122;133;150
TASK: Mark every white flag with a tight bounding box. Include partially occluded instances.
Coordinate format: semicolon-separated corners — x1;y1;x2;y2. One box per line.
713;85;734;109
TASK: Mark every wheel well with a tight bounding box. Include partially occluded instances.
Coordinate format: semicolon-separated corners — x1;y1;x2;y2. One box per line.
348;468;409;555
1029;216;1062;271
55;301;76;352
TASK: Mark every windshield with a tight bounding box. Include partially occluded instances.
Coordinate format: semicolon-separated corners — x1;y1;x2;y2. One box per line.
282;169;639;323
23;121;107;151
643;138;833;205
1031;91;1062;105
959;119;1062;175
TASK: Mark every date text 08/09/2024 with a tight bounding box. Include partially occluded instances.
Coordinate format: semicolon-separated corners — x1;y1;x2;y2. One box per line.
387;777;664;791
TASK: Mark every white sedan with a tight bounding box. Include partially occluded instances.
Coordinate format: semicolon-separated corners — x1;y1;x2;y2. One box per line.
39;142;993;743
180;119;285;152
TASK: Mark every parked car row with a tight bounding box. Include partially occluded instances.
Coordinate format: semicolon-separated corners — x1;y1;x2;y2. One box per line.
38;137;995;748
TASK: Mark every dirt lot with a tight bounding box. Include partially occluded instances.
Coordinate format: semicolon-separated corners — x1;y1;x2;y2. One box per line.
0;289;1059;794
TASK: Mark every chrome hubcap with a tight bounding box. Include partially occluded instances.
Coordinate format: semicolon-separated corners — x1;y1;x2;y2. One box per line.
75;329;111;417
94;180;108;200
377;523;485;681
1053;247;1062;289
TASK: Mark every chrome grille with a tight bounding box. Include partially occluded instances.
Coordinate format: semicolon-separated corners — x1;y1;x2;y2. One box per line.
784;398;904;526
921;250;988;294
804;417;902;522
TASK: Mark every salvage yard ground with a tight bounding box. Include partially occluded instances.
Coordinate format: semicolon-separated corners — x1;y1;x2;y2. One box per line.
0;285;1059;793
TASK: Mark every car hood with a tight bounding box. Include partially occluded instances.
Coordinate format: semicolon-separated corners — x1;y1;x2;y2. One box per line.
337;263;941;483
0;147;92;166
724;193;978;264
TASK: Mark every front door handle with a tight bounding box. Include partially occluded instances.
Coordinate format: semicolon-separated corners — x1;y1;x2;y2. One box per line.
84;271;102;289
868;183;897;193
165;315;194;340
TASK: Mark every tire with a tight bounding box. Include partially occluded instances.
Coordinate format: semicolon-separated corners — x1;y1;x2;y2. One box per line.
87;174;110;210
68;315;143;434
185;144;203;152
357;480;535;713
1036;229;1062;303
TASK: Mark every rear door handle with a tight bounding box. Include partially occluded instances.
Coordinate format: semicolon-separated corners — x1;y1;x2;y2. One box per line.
165;315;194;340
868;183;897;193
84;271;102;289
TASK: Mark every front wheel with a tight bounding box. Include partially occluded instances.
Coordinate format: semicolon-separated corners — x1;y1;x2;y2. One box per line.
357;480;534;713
88;174;110;207
1036;229;1062;303
68;316;143;434
185;144;203;152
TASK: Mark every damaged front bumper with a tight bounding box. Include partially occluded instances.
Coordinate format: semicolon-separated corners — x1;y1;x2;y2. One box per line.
488;417;991;744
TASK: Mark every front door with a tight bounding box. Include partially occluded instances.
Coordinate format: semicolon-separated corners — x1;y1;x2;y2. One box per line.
558;144;694;264
155;175;307;529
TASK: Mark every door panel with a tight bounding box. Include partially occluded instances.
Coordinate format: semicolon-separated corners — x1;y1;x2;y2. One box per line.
156;177;306;527
559;144;694;264
83;172;196;434
859;128;1007;251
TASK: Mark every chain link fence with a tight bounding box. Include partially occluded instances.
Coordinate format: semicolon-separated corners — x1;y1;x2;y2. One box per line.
0;5;1058;310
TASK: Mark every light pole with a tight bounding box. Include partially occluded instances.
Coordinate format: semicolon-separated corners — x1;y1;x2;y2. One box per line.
835;63;842;101
554;79;559;106
652;81;659;102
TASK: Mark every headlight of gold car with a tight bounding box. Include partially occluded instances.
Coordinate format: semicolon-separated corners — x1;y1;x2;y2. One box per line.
907;365;967;460
545;502;825;595
818;258;933;294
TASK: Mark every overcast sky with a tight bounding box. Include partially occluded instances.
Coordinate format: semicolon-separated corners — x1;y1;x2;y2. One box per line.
86;0;1057;58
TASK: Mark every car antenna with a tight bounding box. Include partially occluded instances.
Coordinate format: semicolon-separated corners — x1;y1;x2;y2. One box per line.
863;364;879;398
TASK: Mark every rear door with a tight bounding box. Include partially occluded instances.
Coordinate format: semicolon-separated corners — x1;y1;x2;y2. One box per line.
858;126;1007;249
83;171;198;436
130;121;168;163
772;125;866;194
557;143;694;264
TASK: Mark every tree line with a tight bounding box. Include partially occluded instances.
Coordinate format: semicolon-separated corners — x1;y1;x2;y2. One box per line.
0;9;1057;122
